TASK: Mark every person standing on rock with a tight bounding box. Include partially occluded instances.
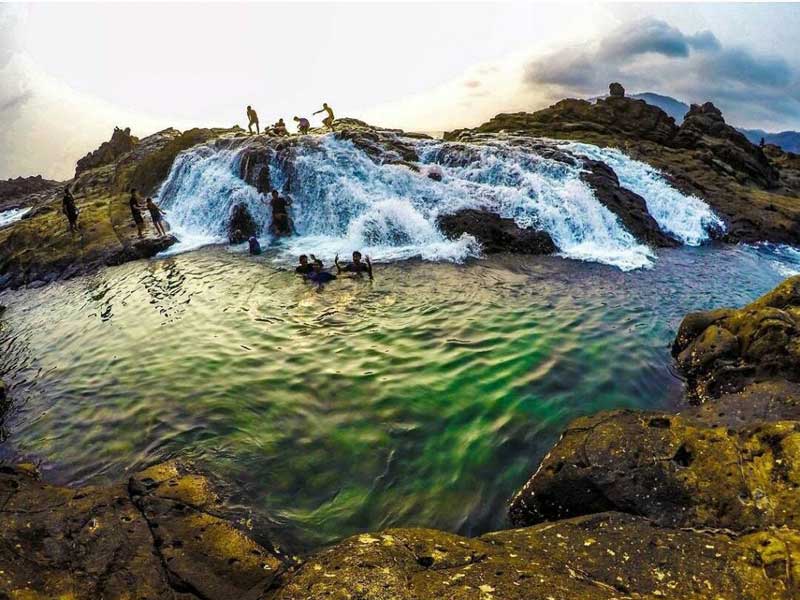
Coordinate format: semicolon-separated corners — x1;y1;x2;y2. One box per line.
145;197;167;237
263;189;292;236
294;116;310;135
129;189;146;239
313;103;335;129
62;186;79;233
246;105;260;134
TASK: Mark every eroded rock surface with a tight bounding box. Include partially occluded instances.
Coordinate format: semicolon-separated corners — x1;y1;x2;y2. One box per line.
273;513;800;600
0;461;283;599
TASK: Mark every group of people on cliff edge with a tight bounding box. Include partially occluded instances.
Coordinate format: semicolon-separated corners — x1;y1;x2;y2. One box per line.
247;103;334;136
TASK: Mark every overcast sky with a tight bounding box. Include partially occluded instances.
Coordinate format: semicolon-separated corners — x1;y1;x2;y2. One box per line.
2;2;799;180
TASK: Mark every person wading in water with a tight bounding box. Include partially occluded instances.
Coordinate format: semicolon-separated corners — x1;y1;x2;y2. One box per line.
129;189;146;239
313;103;335;129
246;105;260;134
62;186;79;233
335;251;373;280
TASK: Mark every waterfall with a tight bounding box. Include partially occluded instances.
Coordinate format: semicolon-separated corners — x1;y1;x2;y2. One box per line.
156;133;724;270
560;142;725;245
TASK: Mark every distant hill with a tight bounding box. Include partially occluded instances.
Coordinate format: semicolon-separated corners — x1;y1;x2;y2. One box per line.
592;91;800;153
628;93;690;123
739;129;800;153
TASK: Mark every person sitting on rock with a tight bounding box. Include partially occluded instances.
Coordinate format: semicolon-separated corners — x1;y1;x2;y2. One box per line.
246;105;260;134
264;189;292;236
272;118;288;136
313;103;335;129
308;259;336;287
335;251;373;280
295;254;314;275
129;189;146;239
145;197;167;237
248;236;262;255
294;116;311;135
62;186;79;233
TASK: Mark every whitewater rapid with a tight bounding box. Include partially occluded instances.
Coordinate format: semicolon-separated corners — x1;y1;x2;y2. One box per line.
157;134;724;270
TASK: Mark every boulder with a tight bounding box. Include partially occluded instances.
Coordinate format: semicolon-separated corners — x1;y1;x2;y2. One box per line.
508;409;800;532
75;127;139;176
671;275;800;401
272;513;800;600
580;158;680;247
437;209;556;254
0;461;283;600
608;82;625;98
228;203;258;244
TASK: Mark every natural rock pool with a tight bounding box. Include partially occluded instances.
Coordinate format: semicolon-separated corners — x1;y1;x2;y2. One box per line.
1;243;798;551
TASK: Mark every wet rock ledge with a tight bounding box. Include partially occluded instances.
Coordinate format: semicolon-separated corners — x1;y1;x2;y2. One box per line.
3;277;800;598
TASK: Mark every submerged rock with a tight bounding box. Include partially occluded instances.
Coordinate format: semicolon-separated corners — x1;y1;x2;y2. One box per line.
437;209;556;254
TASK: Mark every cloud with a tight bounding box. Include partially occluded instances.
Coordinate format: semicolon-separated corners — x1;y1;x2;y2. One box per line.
523;18;800;130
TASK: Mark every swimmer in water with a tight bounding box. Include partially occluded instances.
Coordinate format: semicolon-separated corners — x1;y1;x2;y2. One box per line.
335;251;373;280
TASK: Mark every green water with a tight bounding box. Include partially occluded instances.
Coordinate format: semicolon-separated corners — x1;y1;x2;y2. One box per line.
0;244;796;550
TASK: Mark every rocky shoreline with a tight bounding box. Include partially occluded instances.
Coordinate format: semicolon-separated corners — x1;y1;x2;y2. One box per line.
3;276;799;598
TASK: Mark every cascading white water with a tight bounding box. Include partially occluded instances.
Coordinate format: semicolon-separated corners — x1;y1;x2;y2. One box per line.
560;142;725;245
156;133;724;270
0;207;31;229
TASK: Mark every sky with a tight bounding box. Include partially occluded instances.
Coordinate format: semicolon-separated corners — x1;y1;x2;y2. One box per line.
1;2;799;181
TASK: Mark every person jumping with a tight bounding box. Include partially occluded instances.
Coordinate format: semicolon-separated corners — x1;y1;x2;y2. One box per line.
313;103;335;129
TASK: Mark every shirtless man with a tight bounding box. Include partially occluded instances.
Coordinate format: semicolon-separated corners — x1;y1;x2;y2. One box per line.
246;105;260;134
335;251;373;280
313;103;335;129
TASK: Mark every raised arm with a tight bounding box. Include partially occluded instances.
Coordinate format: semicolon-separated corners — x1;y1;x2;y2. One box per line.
366;256;373;280
313;108;323;115
334;253;342;274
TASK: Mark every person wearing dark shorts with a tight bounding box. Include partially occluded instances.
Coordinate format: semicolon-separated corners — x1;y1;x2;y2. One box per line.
130;189;145;238
145;197;167;236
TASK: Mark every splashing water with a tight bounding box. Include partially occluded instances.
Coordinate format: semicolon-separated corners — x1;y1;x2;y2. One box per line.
0;207;31;229
561;142;725;245
157;133;725;270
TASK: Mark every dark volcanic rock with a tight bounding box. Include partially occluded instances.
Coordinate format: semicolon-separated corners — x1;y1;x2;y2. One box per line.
580;158;680;248
0;461;282;599
228;203;258;243
75;127;139;176
437;209;556;254
274;513;800;600
674;102;780;189
608;82;625;98
671;275;800;402
508;409;800;532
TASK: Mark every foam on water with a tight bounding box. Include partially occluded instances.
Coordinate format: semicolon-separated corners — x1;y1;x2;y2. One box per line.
561;142;725;245
0;207;31;229
155;133;728;270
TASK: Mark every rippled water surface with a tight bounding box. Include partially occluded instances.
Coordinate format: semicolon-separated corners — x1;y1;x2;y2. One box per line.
1;244;798;550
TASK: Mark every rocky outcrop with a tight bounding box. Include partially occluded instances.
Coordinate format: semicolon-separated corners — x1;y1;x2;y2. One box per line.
437;209;556;254
580;158;680;248
674;102;780;189
508;409;800;532
671;275;800;402
274;513;800;599
0;461;284;599
0;175;60;210
75;127;139;177
608;82;625;98
228;204;258;243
